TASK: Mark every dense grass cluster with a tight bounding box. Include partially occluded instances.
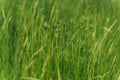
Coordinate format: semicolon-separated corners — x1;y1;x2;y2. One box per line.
0;0;120;80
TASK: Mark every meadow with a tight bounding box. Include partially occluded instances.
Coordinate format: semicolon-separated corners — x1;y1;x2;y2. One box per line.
0;0;120;80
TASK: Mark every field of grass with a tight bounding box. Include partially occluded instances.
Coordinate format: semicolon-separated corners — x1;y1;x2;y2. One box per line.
0;0;120;80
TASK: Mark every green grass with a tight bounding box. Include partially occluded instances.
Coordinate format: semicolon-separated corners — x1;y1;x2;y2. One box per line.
0;0;120;80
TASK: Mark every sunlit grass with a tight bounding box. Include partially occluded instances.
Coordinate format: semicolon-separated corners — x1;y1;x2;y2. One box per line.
0;0;120;80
